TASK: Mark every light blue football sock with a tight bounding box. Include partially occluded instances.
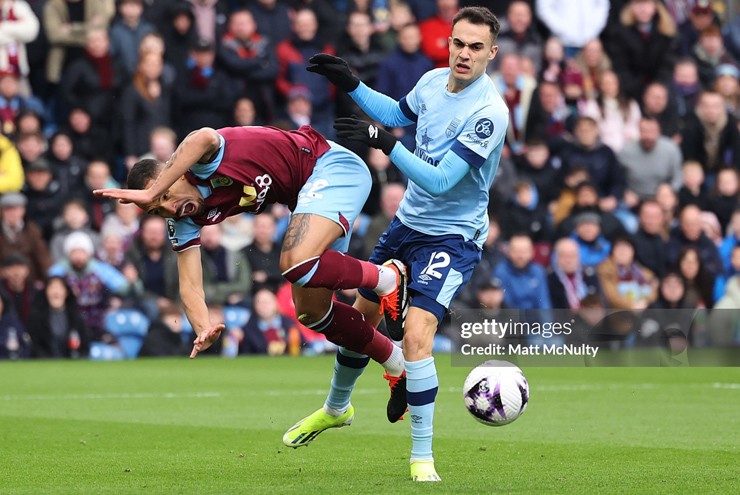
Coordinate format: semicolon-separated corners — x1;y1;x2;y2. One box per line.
405;356;438;461
324;347;369;412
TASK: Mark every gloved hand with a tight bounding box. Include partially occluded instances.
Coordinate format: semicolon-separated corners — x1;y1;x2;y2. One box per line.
334;117;397;155
306;53;360;92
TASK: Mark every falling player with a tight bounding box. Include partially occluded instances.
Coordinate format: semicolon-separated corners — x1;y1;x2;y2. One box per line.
291;6;507;481
93;124;411;433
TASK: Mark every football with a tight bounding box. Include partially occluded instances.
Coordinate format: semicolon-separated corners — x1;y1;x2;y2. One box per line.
463;360;530;426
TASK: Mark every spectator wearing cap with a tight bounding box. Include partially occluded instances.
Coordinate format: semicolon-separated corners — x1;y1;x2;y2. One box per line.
665;204;722;277
681;90;740;173
692;25;738;88
42;0;115;85
276;8;335;137
172;37;238;140
555;116;627;212
607;0;678;101
0;71;45;138
0;130;22;193
25;275;91;358
570;212;612;268
49;231;135;340
597;236;657;310
633;200;668;277
22;158;65;240
58;28;121;136
0;192;50;281
419;0;458;68
109;0;155;79
678;0;720;56
0;253;38;327
493;233;552;311
618;116;683;208
714;63;740;119
218;9;278;123
548;237;601;310
0;0;39;96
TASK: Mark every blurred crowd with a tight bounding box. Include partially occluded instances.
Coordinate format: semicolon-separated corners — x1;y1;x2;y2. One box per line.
1;0;740;360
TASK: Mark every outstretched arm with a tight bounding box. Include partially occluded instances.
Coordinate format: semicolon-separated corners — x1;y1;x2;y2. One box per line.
93;128;222;205
177;247;226;358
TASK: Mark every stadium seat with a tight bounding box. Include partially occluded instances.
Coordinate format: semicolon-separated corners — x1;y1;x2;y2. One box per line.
104;309;150;359
88;342;126;361
224;306;251;329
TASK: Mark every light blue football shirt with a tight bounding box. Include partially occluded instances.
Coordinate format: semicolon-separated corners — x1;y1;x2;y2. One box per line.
396;68;508;248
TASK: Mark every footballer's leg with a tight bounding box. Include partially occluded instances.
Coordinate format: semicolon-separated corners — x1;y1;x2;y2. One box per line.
403;305;442;482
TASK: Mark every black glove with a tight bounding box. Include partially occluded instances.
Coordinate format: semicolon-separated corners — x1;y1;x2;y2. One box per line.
306;53;360;92
334;117;397;155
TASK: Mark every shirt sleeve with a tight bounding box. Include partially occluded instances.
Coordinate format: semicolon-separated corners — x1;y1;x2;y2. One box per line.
449;108;508;170
388;144;471;196
349;82;415;127
168;217;201;252
189;133;226;179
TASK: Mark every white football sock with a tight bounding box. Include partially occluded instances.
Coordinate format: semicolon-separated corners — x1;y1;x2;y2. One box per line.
323;403;350;417
374;265;398;295
382;345;405;376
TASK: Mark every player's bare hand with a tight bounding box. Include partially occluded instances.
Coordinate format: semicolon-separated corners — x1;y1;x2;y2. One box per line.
190;323;226;358
93;188;157;205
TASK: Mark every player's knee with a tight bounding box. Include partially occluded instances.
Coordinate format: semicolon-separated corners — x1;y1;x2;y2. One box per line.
281;254;320;286
294;300;332;327
403;329;434;361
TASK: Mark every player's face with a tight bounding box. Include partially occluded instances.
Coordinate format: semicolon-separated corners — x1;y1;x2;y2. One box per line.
141;177;204;219
447;19;497;92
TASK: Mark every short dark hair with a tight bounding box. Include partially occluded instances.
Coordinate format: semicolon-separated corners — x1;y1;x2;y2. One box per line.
127;158;163;190
452;6;501;43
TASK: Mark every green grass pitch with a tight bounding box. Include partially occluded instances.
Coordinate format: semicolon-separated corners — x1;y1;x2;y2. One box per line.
1;356;739;494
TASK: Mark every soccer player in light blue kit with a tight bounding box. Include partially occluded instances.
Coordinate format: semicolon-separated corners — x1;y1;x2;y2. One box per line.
286;6;507;481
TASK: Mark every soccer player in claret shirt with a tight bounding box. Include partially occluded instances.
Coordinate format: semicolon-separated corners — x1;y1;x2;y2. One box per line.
298;6;508;481
93;124;411;435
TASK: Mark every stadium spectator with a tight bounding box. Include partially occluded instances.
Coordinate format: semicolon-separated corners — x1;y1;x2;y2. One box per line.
666;204;722;277
491;1;541;73
676;245;715;307
49;198;100;262
524;80;576;145
276;8;335;136
570;212;612;268
83;160;117;231
641;81;680;139
500;180;550;242
514;138;559;206
244;212;282;292
138;301;189;357
22;158;65;240
0;288;28;359
678;0;720;56
671;58;702;126
161;1;197;77
719;209;740;268
656;182;680;232
248;0;292;46
0;253;38;327
185;0;228;45
14;109;43;136
707;167;739;232
491;53;536;154
42;0;115;85
548;237;600;309
363;181;405;259
0;0;40;96
0;72;44;138
573;38;612;101
240;287;301;356
274;86;313;130
138;126;178;166
618;116;683;206
218;9;278;123
120;51;173;166
714;63;740;119
555;116;627;211
607;0;677;101
49;231;134;340
108;0;155;79
535;0;609;56
97;227;127;272
0;131;23;193
0;192;50;281
124;215;178;319
493;234;552;310
58;27;121;134
677;160;709;210
692;25;738;88
25;275;90;358
100;201;141;253
633;200;668;277
419;0;458;68
173;37;238;140
597;236;657;310
681;90;740;172
232;96;258;126
63;107;111;163
580;70;641;152
714;244;740;302
199;223;252;306
551;165;590;227
46;131;86;199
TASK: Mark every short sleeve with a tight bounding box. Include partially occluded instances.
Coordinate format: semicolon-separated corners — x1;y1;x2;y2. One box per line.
190;133;226;179
168;217;201;252
450;109;507;169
